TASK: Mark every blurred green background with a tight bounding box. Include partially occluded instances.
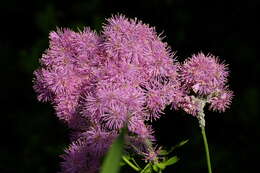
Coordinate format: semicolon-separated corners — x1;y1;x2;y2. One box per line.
1;0;257;172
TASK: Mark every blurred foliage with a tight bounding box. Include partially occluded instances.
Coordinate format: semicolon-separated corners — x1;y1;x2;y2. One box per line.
0;0;257;173
101;128;125;173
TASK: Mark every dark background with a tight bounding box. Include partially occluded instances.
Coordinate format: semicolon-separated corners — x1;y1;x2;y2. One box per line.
1;0;258;172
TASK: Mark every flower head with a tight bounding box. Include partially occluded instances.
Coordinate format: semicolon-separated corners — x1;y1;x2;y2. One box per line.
179;52;233;117
180;53;228;95
209;88;233;112
60;127;116;173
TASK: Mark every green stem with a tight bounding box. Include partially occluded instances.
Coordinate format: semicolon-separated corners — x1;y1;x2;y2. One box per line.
132;158;141;170
122;156;141;172
140;163;151;173
201;127;212;173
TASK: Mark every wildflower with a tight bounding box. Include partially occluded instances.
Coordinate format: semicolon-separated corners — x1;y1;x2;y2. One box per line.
179;53;233;173
180;53;228;95
33;14;183;172
60;127;115;173
209;88;233;112
179;53;233;126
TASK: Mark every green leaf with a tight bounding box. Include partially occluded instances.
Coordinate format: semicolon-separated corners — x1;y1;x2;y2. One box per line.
158;149;169;156
170;139;189;152
100;128;126;173
177;139;189;147
156;163;166;170
164;156;179;166
152;164;160;172
159;139;189;156
156;156;179;171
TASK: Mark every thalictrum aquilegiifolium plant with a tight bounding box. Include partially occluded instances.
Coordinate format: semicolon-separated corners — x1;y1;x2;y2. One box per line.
33;14;233;173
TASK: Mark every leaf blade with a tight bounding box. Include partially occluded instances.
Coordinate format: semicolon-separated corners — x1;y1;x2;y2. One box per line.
100;129;125;173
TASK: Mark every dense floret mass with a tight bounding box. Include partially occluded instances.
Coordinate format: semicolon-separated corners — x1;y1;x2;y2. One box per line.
34;15;233;173
33;15;183;173
179;53;233;115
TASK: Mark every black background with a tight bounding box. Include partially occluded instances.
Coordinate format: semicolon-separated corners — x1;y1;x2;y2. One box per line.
1;0;258;172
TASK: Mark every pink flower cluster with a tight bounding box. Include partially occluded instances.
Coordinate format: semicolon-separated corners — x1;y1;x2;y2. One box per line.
34;15;182;173
179;53;233;116
33;15;233;173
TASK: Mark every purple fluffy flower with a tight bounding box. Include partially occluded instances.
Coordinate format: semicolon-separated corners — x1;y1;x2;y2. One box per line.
32;14;188;171
180;53;228;95
33;69;54;102
209;88;233;112
82;127;116;156
179;52;233;117
181;96;201;116
60;140;90;173
33;28;103;125
60;128;115;173
41;29;80;68
102;15;157;64
128;116;155;139
102;15;179;80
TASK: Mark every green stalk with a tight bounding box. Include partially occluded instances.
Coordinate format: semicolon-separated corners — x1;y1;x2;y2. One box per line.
201;127;212;173
122;156;141;172
140;163;151;173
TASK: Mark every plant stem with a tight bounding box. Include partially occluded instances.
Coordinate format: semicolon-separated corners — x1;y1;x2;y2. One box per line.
140;163;151;173
201;127;212;173
122;156;141;172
